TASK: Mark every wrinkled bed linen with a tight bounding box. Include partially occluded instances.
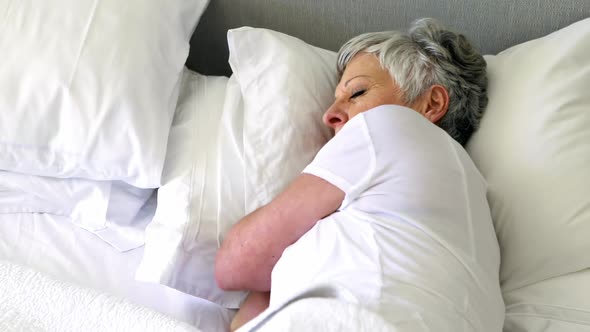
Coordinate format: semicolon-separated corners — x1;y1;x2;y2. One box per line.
503;268;590;331
0;171;153;251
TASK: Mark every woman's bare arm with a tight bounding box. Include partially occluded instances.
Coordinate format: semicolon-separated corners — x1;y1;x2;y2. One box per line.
215;173;344;291
230;291;270;331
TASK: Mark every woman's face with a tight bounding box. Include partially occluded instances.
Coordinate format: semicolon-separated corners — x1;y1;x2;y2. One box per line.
323;53;408;134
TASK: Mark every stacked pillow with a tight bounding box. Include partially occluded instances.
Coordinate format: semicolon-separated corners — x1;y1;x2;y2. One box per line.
0;0;208;187
137;69;235;306
0;0;210;250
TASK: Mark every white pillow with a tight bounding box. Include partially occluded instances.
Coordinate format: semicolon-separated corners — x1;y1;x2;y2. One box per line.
137;29;337;307
229;27;336;214
466;18;590;292
136;69;244;307
0;0;209;188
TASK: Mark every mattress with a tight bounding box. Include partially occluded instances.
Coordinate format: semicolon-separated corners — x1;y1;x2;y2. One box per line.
0;196;233;331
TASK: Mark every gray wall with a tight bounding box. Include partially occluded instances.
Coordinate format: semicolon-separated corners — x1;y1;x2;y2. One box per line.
188;0;590;76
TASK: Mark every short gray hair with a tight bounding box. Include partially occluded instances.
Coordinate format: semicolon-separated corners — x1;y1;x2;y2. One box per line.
337;18;487;146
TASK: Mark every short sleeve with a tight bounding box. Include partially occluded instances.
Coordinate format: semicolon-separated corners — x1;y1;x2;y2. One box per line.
302;115;375;208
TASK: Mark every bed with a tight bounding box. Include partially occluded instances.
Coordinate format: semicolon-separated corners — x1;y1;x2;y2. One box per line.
1;0;589;331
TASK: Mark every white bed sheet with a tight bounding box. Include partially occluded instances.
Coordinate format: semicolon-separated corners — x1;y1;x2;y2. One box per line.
0;198;233;331
503;268;590;331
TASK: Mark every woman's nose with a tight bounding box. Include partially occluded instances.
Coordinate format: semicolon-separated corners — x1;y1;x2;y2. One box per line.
323;101;349;130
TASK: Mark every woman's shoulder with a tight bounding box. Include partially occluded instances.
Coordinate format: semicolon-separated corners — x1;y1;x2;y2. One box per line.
360;104;486;185
360;105;452;155
361;104;447;142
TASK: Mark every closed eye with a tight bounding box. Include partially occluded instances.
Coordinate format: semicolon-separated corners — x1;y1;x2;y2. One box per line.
350;89;366;99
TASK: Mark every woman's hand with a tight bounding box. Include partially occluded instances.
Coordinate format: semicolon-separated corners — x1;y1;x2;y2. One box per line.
230;291;270;331
215;174;344;291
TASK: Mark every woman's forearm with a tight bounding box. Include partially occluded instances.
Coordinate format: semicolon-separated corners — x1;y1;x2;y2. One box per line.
214;174;344;291
215;207;283;291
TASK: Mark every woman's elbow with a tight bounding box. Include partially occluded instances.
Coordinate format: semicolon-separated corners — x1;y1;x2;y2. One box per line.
215;246;271;291
215;248;238;290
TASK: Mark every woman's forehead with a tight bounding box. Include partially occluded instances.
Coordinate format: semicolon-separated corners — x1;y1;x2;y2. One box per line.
340;53;389;82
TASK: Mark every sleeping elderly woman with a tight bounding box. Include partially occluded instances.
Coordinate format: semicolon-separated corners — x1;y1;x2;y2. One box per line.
215;18;504;331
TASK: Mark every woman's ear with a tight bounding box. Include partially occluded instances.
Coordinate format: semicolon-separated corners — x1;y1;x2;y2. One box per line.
418;85;449;123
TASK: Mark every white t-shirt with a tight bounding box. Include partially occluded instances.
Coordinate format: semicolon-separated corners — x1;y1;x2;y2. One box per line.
270;105;504;331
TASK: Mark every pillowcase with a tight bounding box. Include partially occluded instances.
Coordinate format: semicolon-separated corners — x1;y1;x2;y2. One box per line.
228;27;336;215
0;171;154;252
0;0;209;188
466;18;590;292
136;69;241;307
0;172;111;231
96;182;156;252
137;29;337;307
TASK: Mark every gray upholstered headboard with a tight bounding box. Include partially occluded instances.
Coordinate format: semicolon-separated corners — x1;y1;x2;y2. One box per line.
187;0;590;76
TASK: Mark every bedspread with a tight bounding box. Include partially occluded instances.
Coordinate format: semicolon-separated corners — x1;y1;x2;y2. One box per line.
0;259;200;332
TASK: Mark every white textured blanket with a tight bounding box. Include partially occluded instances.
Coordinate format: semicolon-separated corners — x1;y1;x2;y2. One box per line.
0;260;200;332
238;286;399;332
239;298;398;332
